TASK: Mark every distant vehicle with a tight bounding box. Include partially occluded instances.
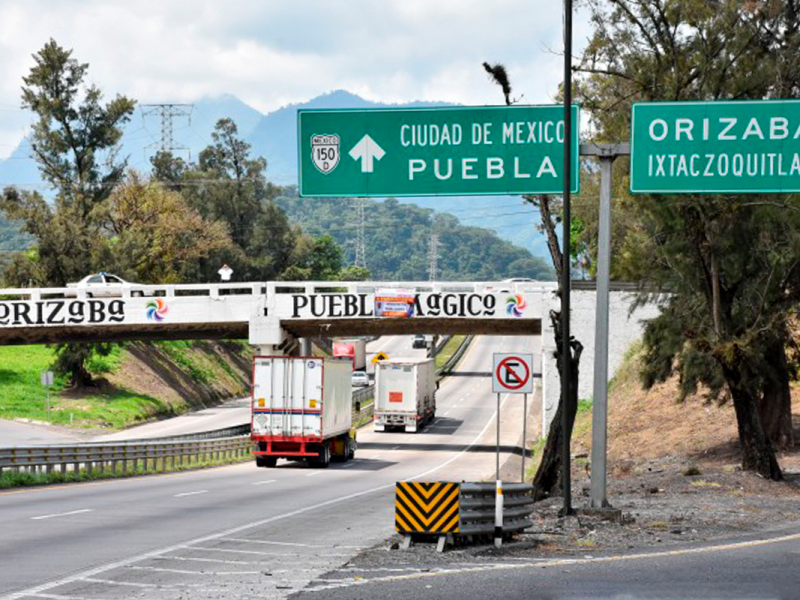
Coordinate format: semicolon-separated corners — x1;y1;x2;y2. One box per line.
502;277;537;283
66;272;143;297
412;334;427;349
251;356;356;468
373;357;437;433
333;338;367;370
351;371;369;388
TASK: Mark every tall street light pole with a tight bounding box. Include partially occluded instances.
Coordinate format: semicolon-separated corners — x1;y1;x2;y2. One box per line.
561;0;574;517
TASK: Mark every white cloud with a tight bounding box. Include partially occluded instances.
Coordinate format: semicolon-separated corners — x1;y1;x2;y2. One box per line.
0;0;591;157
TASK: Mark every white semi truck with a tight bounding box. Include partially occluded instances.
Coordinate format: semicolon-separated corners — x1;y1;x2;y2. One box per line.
373;357;437;433
251;356;356;468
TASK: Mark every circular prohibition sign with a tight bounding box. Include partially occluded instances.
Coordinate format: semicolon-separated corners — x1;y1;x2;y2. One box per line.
495;356;531;391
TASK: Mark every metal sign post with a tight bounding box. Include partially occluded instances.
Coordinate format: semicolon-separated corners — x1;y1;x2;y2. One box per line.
40;371;54;421
521;392;528;482
582;143;629;509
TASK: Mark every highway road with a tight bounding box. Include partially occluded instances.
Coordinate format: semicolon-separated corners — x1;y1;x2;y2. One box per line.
95;336;426;442
299;526;800;599
0;419;78;446
0;334;537;600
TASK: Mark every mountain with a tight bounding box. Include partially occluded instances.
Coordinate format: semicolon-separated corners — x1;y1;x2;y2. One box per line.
0;90;551;260
274;192;554;281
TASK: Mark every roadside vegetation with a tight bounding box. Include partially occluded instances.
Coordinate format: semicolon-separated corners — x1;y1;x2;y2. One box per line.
434;335;467;371
0;341;251;430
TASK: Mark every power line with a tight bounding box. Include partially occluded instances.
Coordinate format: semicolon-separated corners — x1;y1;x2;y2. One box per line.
354;197;367;269
140;104;194;156
428;230;442;281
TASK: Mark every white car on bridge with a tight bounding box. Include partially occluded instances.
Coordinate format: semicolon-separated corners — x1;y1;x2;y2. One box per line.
67;272;144;297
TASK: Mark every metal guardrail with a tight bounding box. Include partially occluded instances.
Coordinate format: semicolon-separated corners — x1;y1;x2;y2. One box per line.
0;337;475;482
0;436;252;477
437;335;475;378
395;481;534;551
458;482;534;536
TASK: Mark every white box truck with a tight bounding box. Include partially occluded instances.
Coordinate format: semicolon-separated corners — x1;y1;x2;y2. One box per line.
373;357;437;433
251;356;356;468
333;338;367;371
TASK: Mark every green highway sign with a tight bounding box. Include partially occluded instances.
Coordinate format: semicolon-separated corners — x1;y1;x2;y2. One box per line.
297;105;580;197
631;100;800;194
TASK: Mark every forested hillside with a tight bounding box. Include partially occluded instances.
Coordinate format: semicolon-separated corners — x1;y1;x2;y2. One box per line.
274;190;553;281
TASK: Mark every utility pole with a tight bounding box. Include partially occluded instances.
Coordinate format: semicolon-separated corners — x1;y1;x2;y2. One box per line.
580;143;630;510
428;232;442;281
561;0;574;517
141;103;194;156
354;198;367;269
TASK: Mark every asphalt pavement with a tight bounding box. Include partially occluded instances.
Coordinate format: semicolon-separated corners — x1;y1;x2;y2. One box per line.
0;335;537;599
0;419;79;446
297;527;800;599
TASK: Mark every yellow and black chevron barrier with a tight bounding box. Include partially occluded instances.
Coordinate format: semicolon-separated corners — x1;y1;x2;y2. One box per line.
395;481;460;534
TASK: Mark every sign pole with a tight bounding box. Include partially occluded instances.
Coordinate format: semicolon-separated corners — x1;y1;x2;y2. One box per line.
590;154;614;508
46;384;50;421
561;0;574;517
496;392;501;481
521;392;528;482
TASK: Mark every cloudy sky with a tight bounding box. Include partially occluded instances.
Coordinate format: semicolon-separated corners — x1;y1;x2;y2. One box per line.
0;0;592;158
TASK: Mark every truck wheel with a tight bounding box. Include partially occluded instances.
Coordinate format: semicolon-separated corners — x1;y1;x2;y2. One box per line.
256;456;277;468
312;443;331;468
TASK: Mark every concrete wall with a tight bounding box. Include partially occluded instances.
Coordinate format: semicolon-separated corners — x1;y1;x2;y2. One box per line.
541;290;662;433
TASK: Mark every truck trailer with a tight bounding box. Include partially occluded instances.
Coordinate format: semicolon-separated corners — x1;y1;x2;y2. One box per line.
332;338;367;371
373;357;437;433
251;356;356;468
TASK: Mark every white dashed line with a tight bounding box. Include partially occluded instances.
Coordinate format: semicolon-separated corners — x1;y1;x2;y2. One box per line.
31;509;92;521
306;471;323;477
251;480;277;486
173;490;208;498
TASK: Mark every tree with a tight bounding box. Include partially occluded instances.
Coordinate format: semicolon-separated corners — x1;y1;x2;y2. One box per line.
173;119;297;282
576;0;800;477
97;172;233;283
483;62;584;500
1;39;135;387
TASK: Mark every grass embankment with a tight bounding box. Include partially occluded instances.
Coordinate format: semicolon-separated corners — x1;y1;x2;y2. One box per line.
435;335;467;370
0;340;251;430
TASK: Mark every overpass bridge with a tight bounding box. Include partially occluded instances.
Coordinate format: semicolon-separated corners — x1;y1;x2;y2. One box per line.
0;279;659;431
0;280;551;347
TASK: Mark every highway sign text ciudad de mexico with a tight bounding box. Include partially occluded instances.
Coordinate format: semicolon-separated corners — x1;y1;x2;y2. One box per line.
298;105;580;197
631;100;800;194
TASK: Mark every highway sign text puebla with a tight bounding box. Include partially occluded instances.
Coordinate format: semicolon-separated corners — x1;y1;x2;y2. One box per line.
298;105;580;197
631;100;800;194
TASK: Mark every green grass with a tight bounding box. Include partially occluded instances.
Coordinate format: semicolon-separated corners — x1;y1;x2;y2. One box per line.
154;340;216;384
0;345;174;428
435;335;467;370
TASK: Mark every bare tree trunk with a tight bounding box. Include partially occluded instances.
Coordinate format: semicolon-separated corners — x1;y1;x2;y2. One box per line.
723;364;783;480
760;341;794;451
532;309;583;500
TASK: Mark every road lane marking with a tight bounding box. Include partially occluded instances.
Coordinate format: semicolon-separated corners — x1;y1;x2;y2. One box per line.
221;538;367;549
0;354;514;600
31;509;92;521
391;446;400;450
189;545;353;558
80;578;159;588
127;565;259;575
157;555;251;565
251;480;277;486
302;529;800;593
305;471;323;477
341;463;355;468
173;490;208;497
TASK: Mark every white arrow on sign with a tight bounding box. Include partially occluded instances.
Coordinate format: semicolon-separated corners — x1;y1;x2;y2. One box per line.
349;135;386;173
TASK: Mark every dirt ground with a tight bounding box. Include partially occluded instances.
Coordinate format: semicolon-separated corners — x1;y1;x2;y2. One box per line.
336;350;800;568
